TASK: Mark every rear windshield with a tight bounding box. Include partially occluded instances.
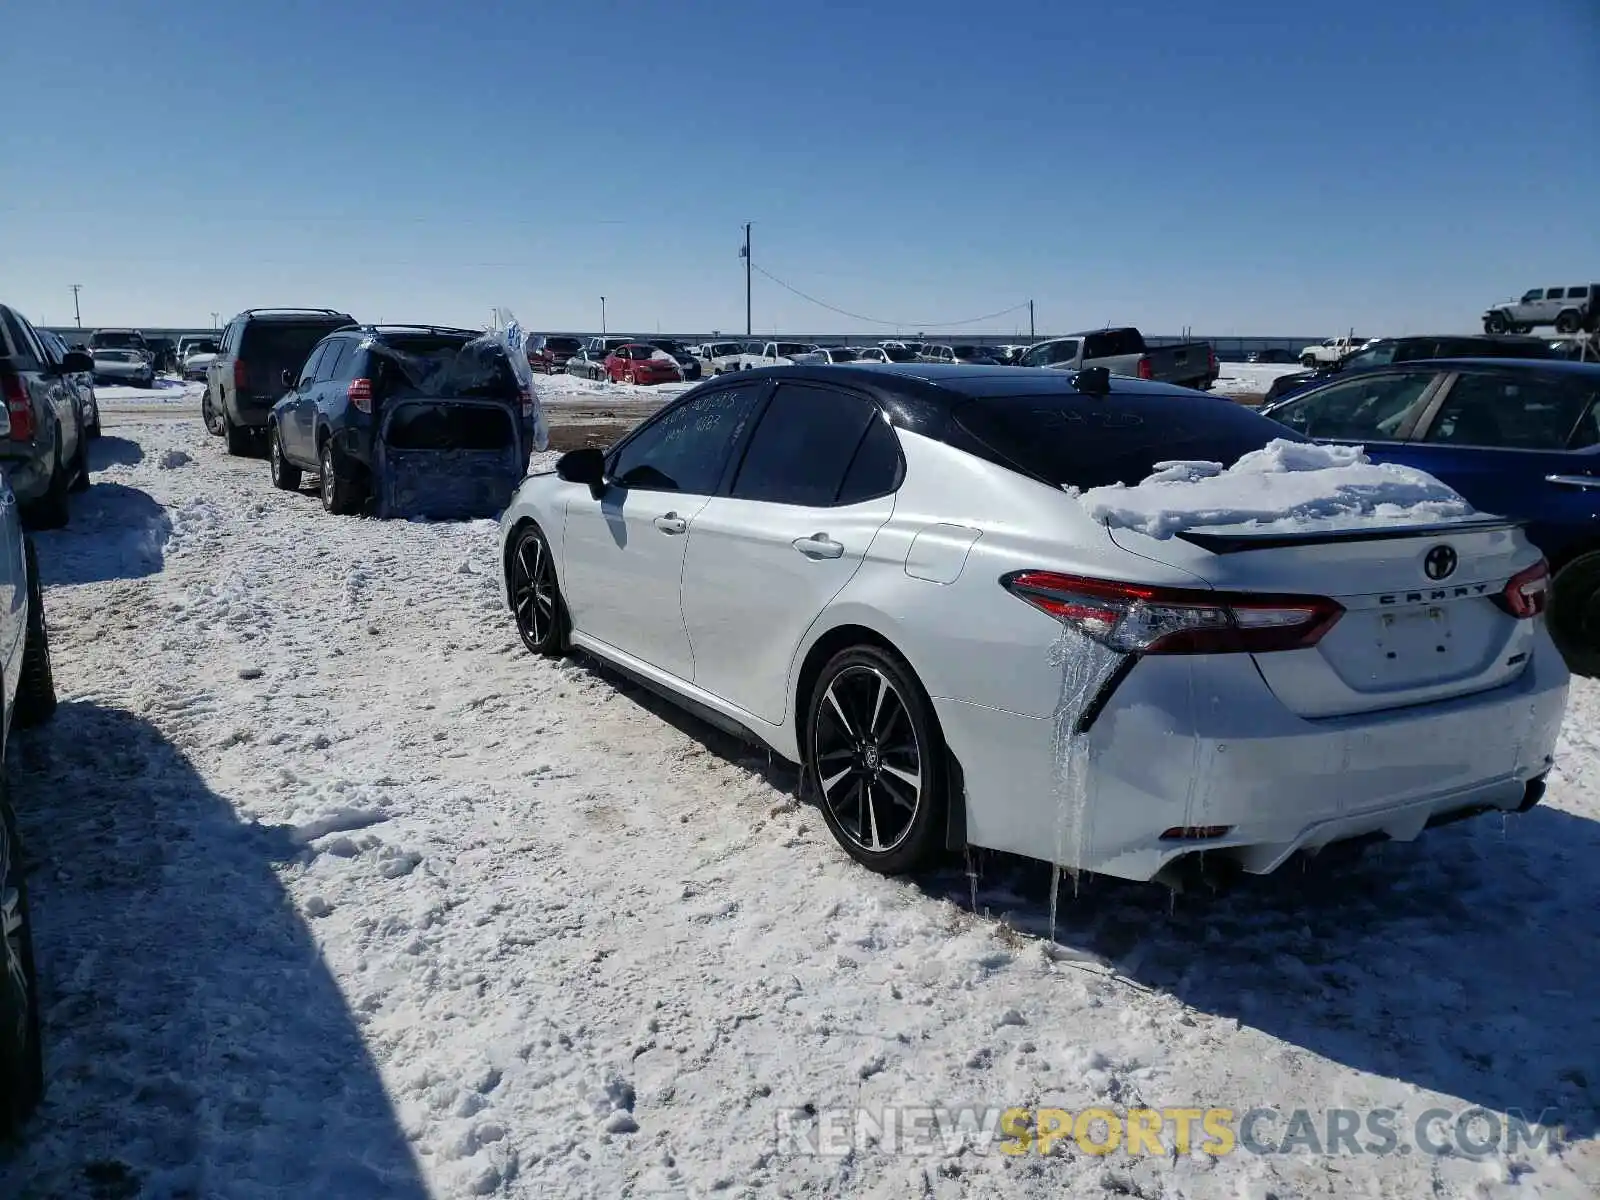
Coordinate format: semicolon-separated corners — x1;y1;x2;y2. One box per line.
91;332;145;350
386;402;515;451
245;321;348;367
96;350;138;361
953;392;1302;490
883;346;918;362
185;340;218;354
1082;329;1144;358
776;343;812;356
372;334;519;402
826;348;859;361
544;337;582;353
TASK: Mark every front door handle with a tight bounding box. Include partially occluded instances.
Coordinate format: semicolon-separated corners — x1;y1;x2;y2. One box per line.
1545;474;1600;490
792;533;844;559
654;513;687;535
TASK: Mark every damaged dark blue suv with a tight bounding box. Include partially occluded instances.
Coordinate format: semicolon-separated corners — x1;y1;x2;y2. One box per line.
267;325;533;519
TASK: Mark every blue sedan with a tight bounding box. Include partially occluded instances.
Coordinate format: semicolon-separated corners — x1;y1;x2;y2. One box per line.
1259;358;1600;672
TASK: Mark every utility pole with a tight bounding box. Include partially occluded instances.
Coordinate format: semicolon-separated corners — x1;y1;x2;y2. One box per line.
600;296;607;337
70;285;83;328
1028;299;1035;342
740;223;751;337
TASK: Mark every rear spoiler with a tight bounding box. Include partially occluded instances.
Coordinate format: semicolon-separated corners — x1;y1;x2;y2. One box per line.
1174;515;1525;554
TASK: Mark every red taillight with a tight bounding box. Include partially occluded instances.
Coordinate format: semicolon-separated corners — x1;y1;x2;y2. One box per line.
3;375;33;441
347;378;373;414
1493;560;1550;620
1002;571;1344;655
1136;356;1154;380
233;359;247;390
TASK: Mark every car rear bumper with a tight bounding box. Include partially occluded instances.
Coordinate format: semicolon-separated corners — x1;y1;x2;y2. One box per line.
936;632;1569;883
227;394;278;428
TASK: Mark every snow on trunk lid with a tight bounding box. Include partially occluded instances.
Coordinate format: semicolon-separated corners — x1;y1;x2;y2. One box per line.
1080;440;1544;718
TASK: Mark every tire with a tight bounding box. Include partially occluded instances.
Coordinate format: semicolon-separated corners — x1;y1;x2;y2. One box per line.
1300;354;1318;368
269;426;302;491
68;432;89;494
0;774;43;1139
1555;311;1579;335
1547;552;1600;676
319;438;363;515
223;409;251;457
805;644;946;875
1484;311;1509;335
201;388;223;437
507;524;569;656
14;539;56;730
21;439;70;532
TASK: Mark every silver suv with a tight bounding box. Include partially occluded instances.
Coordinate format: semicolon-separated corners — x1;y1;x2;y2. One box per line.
1483;284;1599;335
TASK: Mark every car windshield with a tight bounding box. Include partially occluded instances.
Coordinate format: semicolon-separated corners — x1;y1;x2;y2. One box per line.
96;350;137;362
186;340;218;355
545;337;582;353
776;343;811;356
825;348;858;362
883;347;918;362
649;341;687;355
953;391;1304;490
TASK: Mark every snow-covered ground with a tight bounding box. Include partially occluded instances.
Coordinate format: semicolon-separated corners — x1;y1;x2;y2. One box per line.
1210;362;1306;401
0;417;1596;1198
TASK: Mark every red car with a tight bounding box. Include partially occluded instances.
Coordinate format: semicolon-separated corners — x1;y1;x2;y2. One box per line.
527;334;582;374
605;343;683;385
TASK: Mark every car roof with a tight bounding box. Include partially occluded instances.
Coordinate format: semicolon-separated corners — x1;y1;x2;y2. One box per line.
1390;356;1600;376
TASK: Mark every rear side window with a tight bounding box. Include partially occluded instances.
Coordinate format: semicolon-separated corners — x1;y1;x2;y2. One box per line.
956;392;1313;490
731;383;880;506
1424;372;1600;450
317;339;352;382
837;413;903;504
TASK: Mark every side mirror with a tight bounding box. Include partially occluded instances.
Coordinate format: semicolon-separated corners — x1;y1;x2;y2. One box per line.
556;446;607;498
61;351;93;374
281;368;297;388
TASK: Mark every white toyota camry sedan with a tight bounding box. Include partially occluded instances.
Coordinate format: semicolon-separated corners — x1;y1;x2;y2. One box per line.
499;364;1567;886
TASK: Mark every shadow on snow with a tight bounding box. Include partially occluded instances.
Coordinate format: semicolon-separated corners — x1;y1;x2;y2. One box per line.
0;702;426;1199
30;483;170;587
576;653;1600;1142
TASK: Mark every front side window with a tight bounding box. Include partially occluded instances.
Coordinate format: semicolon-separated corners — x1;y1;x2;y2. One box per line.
730;383;880;506
607;385;761;493
297;344;329;390
1521;289;1543;303
1424;372;1599;450
1271;372;1435;441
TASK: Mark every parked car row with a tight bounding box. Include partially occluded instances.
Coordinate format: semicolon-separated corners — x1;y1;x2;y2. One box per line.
0;304;98;530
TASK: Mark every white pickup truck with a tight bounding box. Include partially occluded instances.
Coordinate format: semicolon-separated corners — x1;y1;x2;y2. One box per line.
1298;336;1366;367
736;341;817;371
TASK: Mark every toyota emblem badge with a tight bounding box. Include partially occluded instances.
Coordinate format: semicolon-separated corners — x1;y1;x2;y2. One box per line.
1423;545;1458;581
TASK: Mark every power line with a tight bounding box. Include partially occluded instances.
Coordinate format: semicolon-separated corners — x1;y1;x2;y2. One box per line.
748;262;1030;329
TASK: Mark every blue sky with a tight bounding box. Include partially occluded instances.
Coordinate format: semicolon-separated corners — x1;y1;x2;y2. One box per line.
3;0;1596;337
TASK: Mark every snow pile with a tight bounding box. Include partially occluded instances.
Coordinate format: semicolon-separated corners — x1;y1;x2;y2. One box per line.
1078;439;1473;540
